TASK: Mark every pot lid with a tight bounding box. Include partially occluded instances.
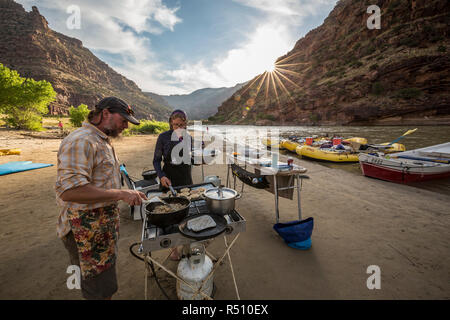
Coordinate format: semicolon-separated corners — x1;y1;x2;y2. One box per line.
204;187;237;200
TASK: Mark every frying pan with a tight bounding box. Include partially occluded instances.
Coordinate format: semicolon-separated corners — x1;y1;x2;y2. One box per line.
145;197;191;227
178;214;228;240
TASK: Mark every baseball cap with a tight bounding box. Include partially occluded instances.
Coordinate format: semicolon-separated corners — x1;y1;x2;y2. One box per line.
95;96;140;125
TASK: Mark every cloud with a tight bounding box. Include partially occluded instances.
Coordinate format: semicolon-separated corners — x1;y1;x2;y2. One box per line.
16;0;182;93
232;0;337;20
15;0;336;95
166;22;295;92
164;0;337;94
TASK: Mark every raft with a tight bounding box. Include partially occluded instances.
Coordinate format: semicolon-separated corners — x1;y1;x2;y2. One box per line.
262;138;285;150
281;140;301;152
0;148;21;156
379;143;406;154
296;145;360;162
343;137;368;145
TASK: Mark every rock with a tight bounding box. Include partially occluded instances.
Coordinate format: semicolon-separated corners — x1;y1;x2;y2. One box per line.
0;0;172;120
213;0;450;126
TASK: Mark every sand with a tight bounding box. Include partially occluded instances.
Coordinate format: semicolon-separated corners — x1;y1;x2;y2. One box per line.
0;130;449;300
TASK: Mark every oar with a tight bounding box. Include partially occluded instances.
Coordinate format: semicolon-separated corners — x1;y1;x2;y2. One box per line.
387;128;418;146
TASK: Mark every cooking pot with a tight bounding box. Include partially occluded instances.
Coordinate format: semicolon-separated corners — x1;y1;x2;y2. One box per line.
203;187;241;215
145;197;190;227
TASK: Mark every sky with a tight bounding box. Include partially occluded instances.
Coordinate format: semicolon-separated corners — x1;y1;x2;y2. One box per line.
16;0;338;95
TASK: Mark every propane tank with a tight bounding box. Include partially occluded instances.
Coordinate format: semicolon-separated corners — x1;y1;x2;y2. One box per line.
176;243;214;300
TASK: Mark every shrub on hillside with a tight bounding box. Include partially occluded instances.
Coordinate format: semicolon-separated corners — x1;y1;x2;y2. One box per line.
0;64;56;131
395;88;422;99
69;104;90;127
123;120;169;135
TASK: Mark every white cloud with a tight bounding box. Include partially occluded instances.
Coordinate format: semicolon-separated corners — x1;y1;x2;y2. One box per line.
164;0;338;94
16;0;182;93
232;0;337;20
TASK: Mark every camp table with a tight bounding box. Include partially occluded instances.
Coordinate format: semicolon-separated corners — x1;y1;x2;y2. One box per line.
226;154;309;223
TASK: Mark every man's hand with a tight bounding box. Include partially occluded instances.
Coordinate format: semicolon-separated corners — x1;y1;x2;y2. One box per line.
160;176;171;188
119;190;147;206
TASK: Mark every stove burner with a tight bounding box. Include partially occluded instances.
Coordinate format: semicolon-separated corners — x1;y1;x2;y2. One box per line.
141;195;246;253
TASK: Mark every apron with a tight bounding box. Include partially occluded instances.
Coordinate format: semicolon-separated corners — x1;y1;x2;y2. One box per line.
161;136;193;189
67;204;120;279
163;162;193;188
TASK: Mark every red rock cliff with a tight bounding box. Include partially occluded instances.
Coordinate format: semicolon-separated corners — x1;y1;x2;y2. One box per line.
0;0;172;120
213;0;450;125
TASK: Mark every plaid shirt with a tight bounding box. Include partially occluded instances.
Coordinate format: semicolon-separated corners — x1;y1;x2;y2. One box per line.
55;122;121;238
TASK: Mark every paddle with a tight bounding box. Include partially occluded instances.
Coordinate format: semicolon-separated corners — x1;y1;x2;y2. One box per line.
391;155;450;164
356;128;418;152
386;128;418;146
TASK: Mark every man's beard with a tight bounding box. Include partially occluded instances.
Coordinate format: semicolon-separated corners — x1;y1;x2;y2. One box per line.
104;128;121;138
104;118;122;138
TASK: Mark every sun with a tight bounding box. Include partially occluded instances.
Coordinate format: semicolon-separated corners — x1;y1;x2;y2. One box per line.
265;64;276;73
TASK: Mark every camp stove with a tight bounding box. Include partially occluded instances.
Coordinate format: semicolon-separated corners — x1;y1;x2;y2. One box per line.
140;183;246;254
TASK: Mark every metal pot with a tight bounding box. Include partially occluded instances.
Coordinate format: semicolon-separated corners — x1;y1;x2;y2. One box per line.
203;187;241;215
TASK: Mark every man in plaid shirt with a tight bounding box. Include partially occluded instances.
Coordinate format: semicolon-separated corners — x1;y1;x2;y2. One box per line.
55;97;147;299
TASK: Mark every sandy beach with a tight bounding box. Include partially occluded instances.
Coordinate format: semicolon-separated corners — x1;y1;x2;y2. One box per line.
0;131;449;300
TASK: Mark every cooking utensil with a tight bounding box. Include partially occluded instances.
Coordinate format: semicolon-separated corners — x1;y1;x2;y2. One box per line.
144;196;191;227
203;186;241;215
169;185;177;196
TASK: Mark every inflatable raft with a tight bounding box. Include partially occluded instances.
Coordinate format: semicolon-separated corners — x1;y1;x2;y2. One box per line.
262;138;285;149
0;148;21;156
281;139;301;152
296;145;360;162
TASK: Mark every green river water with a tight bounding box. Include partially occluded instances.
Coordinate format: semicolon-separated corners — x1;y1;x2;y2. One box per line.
202;125;450;196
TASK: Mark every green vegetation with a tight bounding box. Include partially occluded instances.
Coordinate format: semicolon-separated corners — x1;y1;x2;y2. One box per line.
395;87;422;99
350;60;364;68
398;36;420;48
309;113;321;124
0;63;56;130
69;104;90;127
256;113;276;121
362;45;376;57
208;114;226;123
369;63;379;71
371;82;384;95
388;0;402;11
123;120;169;136
437;45;446;53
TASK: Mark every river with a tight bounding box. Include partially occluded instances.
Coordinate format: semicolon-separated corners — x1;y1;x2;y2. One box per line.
192;124;450;196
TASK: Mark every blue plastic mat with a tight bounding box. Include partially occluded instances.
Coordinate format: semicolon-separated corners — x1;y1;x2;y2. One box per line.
0;161;53;176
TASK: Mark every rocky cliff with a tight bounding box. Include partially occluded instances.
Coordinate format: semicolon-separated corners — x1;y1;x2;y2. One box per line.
214;0;450;125
0;0;172;120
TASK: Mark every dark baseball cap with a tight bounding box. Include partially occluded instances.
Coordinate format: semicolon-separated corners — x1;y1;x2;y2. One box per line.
95;96;140;125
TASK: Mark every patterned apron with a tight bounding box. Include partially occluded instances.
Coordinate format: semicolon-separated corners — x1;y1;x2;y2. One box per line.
67;204;120;279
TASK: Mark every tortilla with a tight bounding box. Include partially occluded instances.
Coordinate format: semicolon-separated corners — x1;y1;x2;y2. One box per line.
187;215;217;232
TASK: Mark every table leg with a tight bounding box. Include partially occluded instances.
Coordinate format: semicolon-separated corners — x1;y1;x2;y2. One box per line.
224;236;241;300
144;253;148;300
274;174;279;224
296;174;302;221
